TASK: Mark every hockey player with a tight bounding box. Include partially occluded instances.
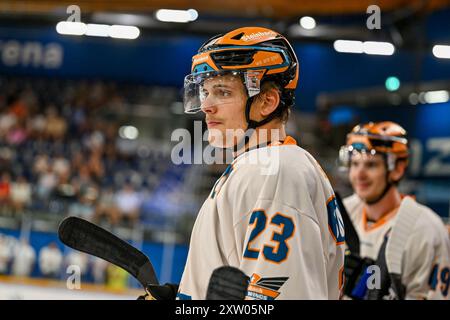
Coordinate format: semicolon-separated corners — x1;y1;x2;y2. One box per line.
144;27;345;300
340;121;450;300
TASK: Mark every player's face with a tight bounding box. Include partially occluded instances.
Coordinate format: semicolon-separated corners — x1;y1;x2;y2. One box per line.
200;74;248;148
348;152;388;203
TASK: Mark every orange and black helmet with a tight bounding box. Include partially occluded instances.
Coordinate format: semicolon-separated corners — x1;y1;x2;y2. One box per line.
339;121;409;170
183;26;299;123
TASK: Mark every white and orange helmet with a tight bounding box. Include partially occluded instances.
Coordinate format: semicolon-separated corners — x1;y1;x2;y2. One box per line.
183;27;299;129
339;121;409;171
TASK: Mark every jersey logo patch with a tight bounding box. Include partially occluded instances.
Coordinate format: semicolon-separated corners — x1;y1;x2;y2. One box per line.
245;273;288;300
327;195;346;245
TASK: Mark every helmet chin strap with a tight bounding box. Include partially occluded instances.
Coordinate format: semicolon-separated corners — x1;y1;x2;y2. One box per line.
365;168;393;205
366;181;393;205
232;96;256;153
230;95;283;153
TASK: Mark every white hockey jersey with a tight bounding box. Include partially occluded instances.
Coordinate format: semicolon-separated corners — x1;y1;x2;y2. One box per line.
177;136;345;300
343;194;450;300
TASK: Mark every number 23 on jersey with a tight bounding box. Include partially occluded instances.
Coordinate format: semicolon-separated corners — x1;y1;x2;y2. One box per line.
243;210;295;264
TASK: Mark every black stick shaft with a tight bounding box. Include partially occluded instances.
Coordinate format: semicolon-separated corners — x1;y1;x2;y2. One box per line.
58;216;159;287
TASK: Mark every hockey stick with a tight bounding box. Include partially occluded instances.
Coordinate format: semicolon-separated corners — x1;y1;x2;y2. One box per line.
384;196;421;299
59;217;249;300
58;216;159;287
206;266;249;300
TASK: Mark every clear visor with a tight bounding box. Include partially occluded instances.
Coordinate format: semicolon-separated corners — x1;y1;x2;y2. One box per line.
183;70;262;114
338;145;396;171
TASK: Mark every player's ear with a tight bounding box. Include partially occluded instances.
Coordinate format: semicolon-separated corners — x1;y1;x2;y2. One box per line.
390;160;407;182
259;87;280;117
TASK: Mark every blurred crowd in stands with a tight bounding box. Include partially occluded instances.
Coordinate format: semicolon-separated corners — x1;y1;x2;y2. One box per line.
0;76;190;229
0;233;130;289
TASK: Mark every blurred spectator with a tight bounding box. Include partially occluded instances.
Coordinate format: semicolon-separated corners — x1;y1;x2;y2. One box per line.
68;186;98;221
69;103;87;134
115;183;141;226
71;151;84;175
85;129;105;152
33;154;50;176
0;235;12;274
93;187;119;225
0;146;14;174
36;167;57;200
44;106;67;140
38;242;63;279
53;154;71;181
87;150;104;181
71;165;94;196
65;249;88;275
91;256;108;284
105;264;128;290
11;238;36;277
54;173;76;201
0;112;16;138
6;121;27;145
10;175;32;214
116;137;138;156
27;112;46;139
9;97;28;121
0;172;11;214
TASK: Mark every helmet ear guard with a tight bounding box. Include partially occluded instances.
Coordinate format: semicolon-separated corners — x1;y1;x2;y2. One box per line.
386;153;397;172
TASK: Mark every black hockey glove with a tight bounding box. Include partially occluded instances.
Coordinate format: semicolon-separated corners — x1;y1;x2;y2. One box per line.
137;283;179;300
343;252;375;299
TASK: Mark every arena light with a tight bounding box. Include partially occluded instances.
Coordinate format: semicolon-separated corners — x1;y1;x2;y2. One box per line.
92;13;150;26
119;126;139;140
56;21;87;36
333;40;364;53
109;25;140;39
155;9;198;23
432;45;450;59
363;41;395;55
418;92;427;104
299;16;316;30
408;93;419;105
85;24;110;37
385;76;400;91
56;21;140;39
334;40;395;55
424;90;449;104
